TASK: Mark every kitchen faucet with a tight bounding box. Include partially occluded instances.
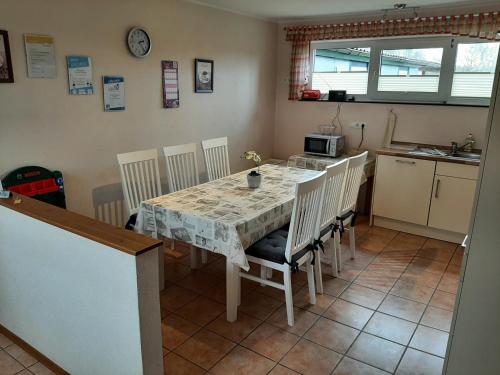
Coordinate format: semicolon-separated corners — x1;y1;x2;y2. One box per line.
450;140;475;156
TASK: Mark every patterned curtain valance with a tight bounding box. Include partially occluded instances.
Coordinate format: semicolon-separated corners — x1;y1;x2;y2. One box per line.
285;12;500;42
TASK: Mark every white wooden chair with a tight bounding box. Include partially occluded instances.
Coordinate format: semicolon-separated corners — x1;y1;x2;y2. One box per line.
336;151;368;271
201;137;231;181
163;143;200;192
240;171;326;326
117;148;162;218
117;148;164;289
313;159;349;293
163;143;207;265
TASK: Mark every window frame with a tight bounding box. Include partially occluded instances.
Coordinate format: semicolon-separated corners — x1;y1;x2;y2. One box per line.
311;40;373;101
309;36;499;106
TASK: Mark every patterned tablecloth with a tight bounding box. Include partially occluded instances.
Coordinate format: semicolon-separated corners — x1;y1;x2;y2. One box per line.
136;164;321;270
287;154;376;183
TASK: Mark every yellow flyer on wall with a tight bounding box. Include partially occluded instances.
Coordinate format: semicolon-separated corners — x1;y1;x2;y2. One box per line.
24;34;56;78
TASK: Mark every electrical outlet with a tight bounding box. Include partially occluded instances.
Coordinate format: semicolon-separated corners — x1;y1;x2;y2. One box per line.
350;122;366;129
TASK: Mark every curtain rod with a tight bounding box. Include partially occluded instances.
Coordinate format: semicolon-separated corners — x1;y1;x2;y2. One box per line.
284;11;499;31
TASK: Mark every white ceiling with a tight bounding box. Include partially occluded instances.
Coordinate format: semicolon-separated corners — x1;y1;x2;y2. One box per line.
186;0;499;22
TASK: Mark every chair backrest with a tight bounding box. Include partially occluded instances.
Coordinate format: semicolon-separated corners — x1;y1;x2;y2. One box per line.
339;151;368;216
201;137;231;181
163;143;200;193
318;159;349;234
285;171;327;262
117;148;162;215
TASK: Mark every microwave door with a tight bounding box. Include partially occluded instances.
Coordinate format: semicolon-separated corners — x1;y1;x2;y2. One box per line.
305;138;329;155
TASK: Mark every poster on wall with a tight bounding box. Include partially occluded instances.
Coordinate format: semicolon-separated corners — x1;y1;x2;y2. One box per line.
24;34;56;78
162;60;179;108
103;76;125;112
0;30;14;83
66;56;94;95
194;58;213;93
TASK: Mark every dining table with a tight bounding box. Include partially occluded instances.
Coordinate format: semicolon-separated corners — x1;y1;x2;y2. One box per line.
135;163;322;322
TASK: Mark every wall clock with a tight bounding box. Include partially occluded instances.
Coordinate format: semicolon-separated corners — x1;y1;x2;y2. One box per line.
127;27;151;58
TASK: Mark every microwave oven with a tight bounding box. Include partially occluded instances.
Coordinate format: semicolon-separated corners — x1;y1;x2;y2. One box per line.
304;133;345;157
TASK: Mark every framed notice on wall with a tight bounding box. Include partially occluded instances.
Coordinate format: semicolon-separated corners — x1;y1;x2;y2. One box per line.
24;34;57;78
162;60;179;108
67;56;94;95
194;58;213;93
103;76;125;112
0;30;14;83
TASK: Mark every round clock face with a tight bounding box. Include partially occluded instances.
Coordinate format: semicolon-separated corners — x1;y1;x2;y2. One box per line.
127;27;151;58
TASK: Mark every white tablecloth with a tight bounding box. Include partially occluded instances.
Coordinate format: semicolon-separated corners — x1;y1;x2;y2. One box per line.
136;164;321;270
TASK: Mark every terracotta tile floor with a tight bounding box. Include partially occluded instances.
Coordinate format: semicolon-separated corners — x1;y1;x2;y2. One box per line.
157;219;461;375
0;339;56;375
0;220;460;375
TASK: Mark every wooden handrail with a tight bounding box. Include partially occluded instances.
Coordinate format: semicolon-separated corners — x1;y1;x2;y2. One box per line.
0;193;161;256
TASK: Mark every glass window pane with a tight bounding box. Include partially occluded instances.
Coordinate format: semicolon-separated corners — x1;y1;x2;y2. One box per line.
451;42;500;98
312;47;370;94
378;48;443;92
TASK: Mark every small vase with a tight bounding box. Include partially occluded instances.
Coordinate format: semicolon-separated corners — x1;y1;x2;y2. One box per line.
247;173;262;189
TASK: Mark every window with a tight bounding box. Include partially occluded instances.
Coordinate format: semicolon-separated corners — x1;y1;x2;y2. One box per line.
378;48;443;93
451;42;500;98
312;47;370;95
310;37;500;105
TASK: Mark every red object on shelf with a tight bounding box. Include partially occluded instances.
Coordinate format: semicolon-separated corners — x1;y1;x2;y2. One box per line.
7;178;59;197
302;90;321;100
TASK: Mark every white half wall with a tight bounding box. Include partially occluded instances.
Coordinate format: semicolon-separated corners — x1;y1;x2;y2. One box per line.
0;205;162;374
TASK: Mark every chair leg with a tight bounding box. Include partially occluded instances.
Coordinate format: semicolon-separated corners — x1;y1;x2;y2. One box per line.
267;267;273;279
314;252;323;294
349;226;356;259
335;233;342;273
158;245;165;291
306;257;317;305
170;239;175;251
237;270;241;306
189;245;199;269
201;250;208;264
330;237;339;278
283;268;294;327
260;265;267;287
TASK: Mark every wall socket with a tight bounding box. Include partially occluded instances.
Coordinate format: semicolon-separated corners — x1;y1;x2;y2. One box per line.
350;122;366;129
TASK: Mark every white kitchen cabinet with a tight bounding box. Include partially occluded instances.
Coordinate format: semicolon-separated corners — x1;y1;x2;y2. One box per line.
373;155;436;225
428;171;477;234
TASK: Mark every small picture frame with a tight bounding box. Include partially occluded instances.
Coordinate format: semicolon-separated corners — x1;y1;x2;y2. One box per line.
0;30;14;83
195;58;213;93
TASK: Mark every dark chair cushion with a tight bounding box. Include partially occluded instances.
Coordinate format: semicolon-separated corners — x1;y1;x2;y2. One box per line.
320;224;333;238
246;229;310;265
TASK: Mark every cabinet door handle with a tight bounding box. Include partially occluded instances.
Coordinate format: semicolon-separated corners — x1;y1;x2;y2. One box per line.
395;159;416;165
435;179;441;198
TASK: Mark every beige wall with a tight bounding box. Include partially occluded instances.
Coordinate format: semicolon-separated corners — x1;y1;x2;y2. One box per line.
1;0;497;219
273;27;490;160
0;0;277;217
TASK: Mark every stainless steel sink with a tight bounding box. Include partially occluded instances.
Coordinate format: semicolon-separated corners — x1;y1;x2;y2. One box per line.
407;149;481;162
446;152;481;161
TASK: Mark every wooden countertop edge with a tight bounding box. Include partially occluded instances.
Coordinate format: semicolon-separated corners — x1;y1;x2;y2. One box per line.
0;193;162;256
375;148;481;166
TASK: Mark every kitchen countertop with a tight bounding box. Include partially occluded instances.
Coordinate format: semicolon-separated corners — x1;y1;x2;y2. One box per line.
376;147;481;166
